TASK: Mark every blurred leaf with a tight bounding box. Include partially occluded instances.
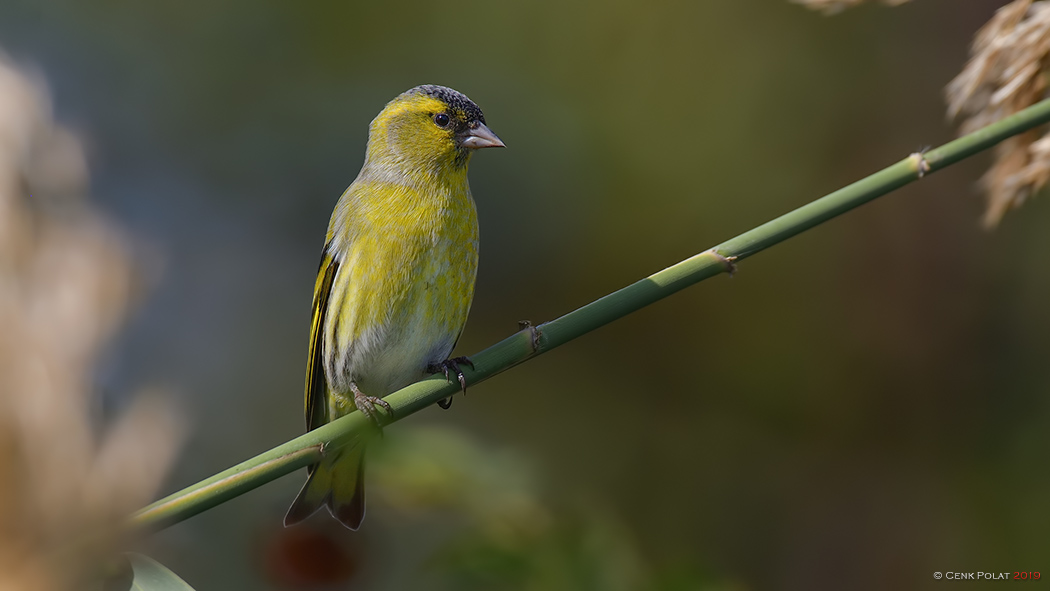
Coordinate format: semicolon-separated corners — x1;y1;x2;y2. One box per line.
103;554;196;591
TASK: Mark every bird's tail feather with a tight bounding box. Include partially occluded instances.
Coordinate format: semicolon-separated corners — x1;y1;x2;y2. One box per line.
284;445;366;530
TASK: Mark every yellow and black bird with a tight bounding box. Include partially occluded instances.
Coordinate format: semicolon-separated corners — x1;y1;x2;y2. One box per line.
284;85;504;529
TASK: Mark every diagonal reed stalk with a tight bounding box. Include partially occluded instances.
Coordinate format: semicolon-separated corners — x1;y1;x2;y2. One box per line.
130;97;1050;534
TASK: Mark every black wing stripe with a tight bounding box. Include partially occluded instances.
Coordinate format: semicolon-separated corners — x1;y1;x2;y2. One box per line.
305;252;339;431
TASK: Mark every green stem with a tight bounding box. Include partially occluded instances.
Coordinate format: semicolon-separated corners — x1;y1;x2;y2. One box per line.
130;97;1050;533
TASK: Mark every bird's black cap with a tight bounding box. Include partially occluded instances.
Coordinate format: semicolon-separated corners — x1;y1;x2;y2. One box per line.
409;84;486;125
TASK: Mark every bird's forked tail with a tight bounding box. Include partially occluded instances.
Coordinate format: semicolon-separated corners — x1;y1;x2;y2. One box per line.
284;445;366;530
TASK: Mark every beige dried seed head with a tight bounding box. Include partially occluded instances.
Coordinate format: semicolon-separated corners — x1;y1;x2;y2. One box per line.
947;0;1050;228
0;52;183;590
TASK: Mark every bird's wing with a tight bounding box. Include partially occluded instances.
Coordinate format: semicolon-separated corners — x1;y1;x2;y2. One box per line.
305;248;340;431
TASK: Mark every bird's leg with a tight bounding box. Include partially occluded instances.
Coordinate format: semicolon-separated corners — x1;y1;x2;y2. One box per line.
350;381;392;425
427;356;475;409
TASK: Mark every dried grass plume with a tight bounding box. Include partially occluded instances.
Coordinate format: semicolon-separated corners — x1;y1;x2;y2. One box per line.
947;0;1050;228
0;54;183;589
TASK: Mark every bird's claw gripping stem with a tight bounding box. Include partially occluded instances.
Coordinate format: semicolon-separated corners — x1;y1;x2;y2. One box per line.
352;387;393;426
427;356;474;409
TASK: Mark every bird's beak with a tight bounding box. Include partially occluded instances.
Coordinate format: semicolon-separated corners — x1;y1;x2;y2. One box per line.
459;122;505;149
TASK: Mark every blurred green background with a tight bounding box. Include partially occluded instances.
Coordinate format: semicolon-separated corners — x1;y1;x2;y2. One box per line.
2;0;1047;589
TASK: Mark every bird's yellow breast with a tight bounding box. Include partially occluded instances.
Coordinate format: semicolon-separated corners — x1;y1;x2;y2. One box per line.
323;175;478;400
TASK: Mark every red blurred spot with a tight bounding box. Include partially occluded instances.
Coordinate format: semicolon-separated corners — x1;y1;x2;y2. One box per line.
263;523;362;589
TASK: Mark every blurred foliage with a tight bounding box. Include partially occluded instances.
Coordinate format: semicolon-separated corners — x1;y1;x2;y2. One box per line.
103;554;197;591
0;0;1047;589
265;427;738;590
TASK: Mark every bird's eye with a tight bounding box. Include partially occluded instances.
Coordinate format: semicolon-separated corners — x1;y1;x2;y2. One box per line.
433;113;451;128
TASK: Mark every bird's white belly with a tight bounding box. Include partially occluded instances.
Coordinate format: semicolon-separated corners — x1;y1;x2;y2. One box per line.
353;310;456;396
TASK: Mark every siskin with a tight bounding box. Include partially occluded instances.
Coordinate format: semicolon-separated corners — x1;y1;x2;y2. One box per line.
284;85;504;530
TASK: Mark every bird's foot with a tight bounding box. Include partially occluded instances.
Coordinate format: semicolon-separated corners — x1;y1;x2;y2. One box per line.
351;385;393;426
427;356;474;409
